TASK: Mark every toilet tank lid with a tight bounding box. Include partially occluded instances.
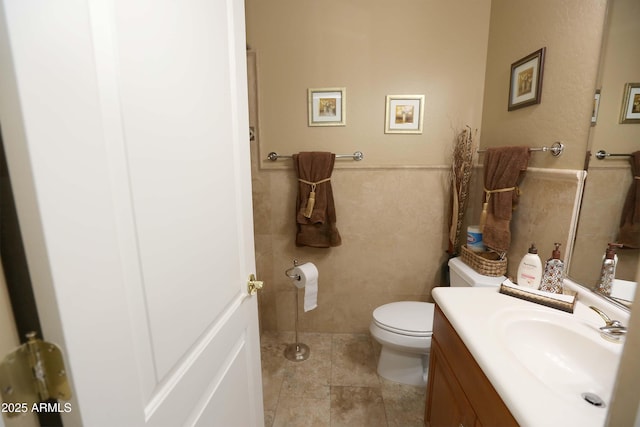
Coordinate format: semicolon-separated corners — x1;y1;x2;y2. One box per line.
448;256;505;286
373;301;434;333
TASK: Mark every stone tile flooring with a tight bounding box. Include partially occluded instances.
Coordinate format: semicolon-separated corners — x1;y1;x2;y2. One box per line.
260;331;426;427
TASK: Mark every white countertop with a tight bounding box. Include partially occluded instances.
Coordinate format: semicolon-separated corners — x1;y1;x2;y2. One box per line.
432;285;627;427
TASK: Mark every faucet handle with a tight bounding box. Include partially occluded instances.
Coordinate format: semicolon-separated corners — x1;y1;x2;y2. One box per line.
589;305;613;325
600;321;627;335
589;306;627;342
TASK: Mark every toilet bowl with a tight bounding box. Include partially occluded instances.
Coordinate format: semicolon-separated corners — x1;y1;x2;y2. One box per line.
370;301;434;386
369;256;506;386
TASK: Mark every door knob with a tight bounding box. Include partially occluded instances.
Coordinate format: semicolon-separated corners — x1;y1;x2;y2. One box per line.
247;274;263;295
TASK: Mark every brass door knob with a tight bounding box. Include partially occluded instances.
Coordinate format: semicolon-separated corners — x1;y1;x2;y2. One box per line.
248;274;263;295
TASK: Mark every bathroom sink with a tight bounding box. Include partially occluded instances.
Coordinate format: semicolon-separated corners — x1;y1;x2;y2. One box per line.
494;308;620;406
433;287;629;426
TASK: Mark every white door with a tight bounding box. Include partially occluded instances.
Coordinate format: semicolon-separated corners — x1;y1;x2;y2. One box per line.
0;1;264;426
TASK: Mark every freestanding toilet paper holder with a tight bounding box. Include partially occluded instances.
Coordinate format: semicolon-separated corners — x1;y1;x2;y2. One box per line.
284;259;310;362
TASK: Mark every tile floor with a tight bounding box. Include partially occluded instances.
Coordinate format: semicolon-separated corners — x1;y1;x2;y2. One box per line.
260;331;426;427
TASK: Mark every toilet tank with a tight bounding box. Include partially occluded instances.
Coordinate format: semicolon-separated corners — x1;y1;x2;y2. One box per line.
448;257;505;287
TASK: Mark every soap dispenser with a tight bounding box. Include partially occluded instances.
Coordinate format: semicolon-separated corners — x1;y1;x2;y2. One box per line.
539;243;564;294
596;243;623;296
517;243;542;289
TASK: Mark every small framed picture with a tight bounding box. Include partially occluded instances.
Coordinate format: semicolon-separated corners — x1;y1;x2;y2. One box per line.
508;47;546;111
591;89;601;125
308;88;346;126
384;95;425;134
619;83;640;124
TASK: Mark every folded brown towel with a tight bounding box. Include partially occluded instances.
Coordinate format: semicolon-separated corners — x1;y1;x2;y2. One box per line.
618;151;640;248
293;152;341;247
481;146;530;252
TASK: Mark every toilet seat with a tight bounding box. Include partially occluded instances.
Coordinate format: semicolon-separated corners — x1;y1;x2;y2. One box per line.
372;301;434;337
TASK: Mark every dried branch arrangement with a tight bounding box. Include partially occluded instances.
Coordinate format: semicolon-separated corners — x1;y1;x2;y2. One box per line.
447;126;476;255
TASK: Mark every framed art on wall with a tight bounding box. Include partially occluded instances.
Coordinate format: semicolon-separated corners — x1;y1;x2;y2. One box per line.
384;95;425;134
619;83;640;124
508;47;545;111
308;88;346;126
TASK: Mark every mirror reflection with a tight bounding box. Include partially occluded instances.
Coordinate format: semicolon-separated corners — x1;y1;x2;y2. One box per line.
569;0;640;308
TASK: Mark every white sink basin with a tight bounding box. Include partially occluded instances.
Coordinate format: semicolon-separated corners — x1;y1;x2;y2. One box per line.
433;286;629;427
494;308;620;407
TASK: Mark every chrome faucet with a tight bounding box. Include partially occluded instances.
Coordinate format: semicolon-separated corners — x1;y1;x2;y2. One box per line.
589;306;627;342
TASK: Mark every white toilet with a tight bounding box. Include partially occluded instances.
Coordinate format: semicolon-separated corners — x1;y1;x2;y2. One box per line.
369;257;505;386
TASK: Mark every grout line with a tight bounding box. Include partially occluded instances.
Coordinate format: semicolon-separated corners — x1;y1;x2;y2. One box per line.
261;332;424;427
330;332;340;426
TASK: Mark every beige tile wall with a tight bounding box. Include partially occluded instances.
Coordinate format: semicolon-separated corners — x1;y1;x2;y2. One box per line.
252;158;450;333
251;141;585;333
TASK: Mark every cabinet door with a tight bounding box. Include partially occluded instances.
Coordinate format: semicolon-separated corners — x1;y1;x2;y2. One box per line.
425;339;476;427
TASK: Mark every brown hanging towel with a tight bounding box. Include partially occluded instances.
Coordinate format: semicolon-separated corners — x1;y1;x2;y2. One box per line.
480;146;530;252
618;151;640;248
293;152;341;248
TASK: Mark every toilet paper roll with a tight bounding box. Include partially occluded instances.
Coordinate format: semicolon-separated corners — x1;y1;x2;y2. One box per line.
292;262;318;312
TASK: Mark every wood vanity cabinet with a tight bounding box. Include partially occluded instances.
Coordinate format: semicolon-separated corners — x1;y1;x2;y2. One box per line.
424;305;518;427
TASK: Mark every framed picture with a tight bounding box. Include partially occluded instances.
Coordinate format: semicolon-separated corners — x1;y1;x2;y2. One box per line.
384;95;425;134
591;89;601;125
508;47;546;111
308;88;346;126
619;83;640;124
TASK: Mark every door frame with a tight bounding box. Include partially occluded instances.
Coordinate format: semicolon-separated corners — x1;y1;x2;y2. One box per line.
0;130;62;427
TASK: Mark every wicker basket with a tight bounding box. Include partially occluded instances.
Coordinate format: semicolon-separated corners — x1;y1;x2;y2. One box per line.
460;245;507;277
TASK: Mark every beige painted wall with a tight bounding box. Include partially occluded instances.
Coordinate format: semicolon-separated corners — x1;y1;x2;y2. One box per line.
480;0;607;171
589;0;640;160
246;0;491;169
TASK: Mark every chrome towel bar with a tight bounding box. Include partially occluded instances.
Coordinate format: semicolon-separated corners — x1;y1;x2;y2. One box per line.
267;151;364;161
595;150;633;160
477;141;564;157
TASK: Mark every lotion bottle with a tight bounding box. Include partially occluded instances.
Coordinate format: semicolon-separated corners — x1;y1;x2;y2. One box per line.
517;243;542;289
539;243;564;294
596;243;622;296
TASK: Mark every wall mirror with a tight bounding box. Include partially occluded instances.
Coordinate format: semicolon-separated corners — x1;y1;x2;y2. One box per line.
568;0;640;310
